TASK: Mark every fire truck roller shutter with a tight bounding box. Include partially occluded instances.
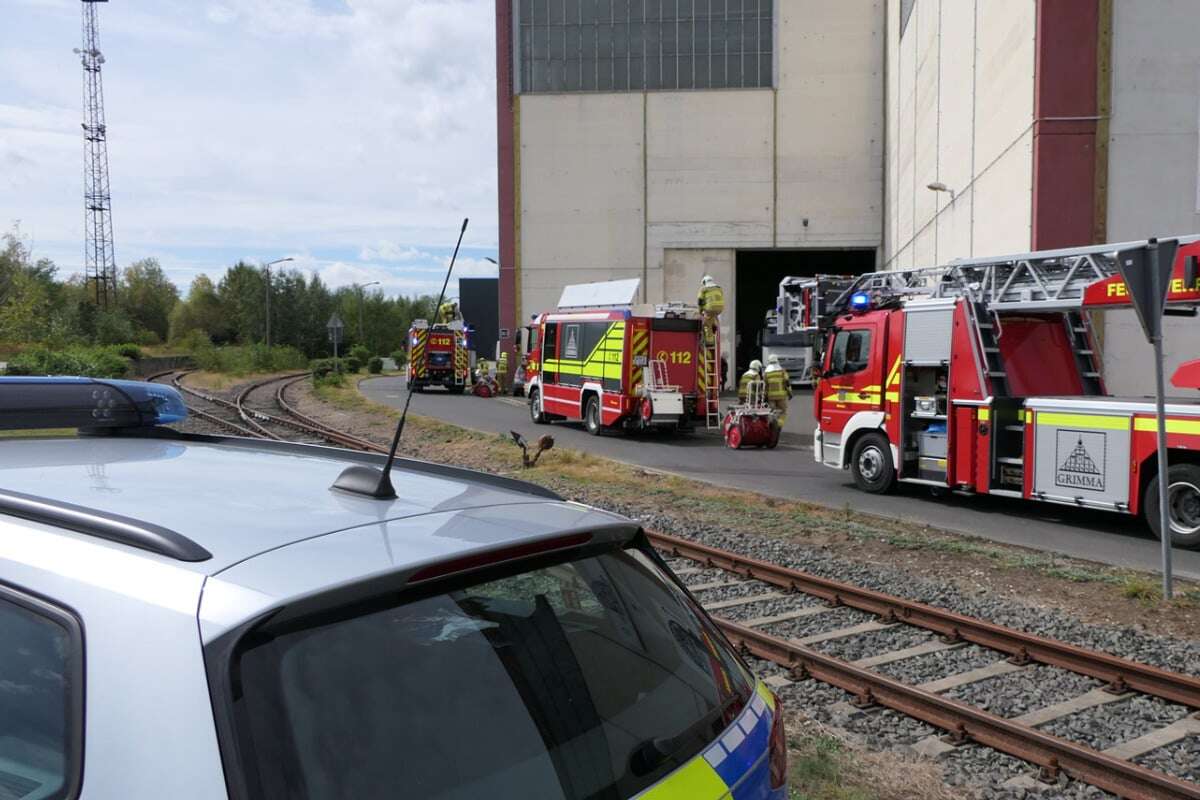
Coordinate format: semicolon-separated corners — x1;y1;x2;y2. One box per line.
411;329;428;378
540;320;625;392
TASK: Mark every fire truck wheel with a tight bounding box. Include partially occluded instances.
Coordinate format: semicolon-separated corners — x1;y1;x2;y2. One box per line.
529;389;548;424
448;384;466;395
412;382;424;394
850;432;895;494
1145;464;1200;548
584;396;603;436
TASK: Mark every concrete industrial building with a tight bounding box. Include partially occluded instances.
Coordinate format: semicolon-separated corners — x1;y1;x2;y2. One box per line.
494;1;1200;391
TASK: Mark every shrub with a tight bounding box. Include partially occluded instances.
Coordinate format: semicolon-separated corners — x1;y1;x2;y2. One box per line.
344;355;363;373
313;371;346;388
309;357;346;379
367;356;383;374
349;344;370;364
390;350;406;367
113;343;143;360
5;346;130;378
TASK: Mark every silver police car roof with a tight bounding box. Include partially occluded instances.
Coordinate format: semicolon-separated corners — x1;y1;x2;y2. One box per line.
0;436;624;579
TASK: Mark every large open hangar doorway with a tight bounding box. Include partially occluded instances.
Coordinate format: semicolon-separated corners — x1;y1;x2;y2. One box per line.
733;249;877;376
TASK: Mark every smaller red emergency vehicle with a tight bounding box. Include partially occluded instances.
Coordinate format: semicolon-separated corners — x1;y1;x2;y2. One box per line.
814;237;1200;545
523;279;720;435
407;319;469;393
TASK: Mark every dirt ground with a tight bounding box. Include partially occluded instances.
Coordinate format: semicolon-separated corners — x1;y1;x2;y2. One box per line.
280;375;1200;640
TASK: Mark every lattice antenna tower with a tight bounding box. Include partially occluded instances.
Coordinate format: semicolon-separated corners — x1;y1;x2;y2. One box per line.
76;0;117;308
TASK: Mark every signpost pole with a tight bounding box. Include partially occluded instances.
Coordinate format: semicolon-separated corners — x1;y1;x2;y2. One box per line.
1150;245;1173;600
1115;237;1179;601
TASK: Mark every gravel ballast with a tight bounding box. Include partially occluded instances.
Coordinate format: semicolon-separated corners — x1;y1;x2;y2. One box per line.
1038;696;1192;753
944;665;1101;719
1133;734;1200;782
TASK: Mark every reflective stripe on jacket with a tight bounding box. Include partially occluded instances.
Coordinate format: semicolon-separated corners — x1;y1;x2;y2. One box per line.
697;285;725;317
764;366;790;400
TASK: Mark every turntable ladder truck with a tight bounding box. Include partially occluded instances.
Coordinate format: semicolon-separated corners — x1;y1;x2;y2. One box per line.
812;236;1200;545
762;275;855;386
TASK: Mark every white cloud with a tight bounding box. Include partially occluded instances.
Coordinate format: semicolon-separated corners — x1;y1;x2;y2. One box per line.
0;0;499;291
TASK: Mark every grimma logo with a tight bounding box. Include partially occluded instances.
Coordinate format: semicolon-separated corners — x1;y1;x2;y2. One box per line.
1055;430;1106;492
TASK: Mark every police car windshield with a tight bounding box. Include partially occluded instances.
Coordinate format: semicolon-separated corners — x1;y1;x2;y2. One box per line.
230;543;753;800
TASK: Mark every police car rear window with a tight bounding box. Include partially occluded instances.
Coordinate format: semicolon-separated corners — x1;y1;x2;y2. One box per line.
230;544;753;799
0;587;82;800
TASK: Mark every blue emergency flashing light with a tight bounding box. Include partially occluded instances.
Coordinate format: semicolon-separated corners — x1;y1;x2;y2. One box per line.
849;292;871;311
0;377;188;431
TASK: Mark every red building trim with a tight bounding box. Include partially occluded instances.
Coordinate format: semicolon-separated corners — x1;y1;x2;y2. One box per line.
495;0;516;356
1031;0;1101;249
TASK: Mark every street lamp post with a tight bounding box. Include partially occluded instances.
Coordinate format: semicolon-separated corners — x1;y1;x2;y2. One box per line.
263;257;294;349
353;281;381;345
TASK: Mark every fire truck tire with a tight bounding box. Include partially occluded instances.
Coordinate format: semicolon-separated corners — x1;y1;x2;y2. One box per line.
448;384;466;395
850;432;895;494
529;389;548;424
584;396;603;436
1145;464;1200;548
412;382;424;394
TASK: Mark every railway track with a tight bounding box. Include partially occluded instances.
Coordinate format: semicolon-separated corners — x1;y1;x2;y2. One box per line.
650;530;1200;800
148;370;1200;798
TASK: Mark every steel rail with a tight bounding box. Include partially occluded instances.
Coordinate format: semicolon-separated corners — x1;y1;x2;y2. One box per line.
718;619;1200;800
273;374;388;453
148;371;262;438
231;373;310;441
648;530;1200;709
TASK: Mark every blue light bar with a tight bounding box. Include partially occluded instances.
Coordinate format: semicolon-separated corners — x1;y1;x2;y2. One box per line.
849;292;871;311
0;377;188;431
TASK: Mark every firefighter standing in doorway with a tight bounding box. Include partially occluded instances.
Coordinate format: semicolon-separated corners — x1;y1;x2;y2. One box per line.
738;359;765;405
764;354;792;426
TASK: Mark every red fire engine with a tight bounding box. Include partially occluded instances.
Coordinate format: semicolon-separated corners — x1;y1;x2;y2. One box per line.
523;279;721;434
407;319;469;393
813;237;1200;546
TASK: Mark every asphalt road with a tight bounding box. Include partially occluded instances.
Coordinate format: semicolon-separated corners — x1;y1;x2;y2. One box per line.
362;377;1200;581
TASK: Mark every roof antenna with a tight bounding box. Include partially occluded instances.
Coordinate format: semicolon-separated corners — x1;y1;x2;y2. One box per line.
332;217;469;499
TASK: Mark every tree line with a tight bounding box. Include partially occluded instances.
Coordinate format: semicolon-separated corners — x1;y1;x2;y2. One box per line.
0;230;437;358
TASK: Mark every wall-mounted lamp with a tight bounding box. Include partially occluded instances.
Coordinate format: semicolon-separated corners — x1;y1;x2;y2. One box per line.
927;182;956;202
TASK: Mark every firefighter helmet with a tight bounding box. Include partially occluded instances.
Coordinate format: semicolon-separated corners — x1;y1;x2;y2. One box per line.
749;359;763;372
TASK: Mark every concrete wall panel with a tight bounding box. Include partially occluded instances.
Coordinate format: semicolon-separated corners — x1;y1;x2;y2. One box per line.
1101;0;1200;395
646;91;774;226
775;0;884;247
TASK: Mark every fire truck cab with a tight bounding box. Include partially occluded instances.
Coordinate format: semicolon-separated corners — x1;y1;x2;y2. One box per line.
814;237;1200;546
407;319;469;394
524;279;720;435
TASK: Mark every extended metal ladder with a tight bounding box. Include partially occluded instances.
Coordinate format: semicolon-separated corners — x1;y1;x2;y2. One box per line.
701;338;721;429
834;236;1198;314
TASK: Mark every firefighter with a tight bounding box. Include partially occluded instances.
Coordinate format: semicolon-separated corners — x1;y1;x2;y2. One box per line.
764;354;792;426
496;351;509;393
738;359;765;405
437;300;459;324
697;275;725;346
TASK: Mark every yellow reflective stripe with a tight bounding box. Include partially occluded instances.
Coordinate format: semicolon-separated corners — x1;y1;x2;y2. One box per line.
1035;412;1129;431
885;391;899;402
1024;410;1033;423
634;755;728;800
1133;417;1200;435
978;408;990;422
756;680;776;710
887;357;901;387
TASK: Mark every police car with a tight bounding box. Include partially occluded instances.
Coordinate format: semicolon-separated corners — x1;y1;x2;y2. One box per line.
0;377;787;799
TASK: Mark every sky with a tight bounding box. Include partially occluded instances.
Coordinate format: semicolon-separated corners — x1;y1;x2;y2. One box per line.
0;0;500;299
